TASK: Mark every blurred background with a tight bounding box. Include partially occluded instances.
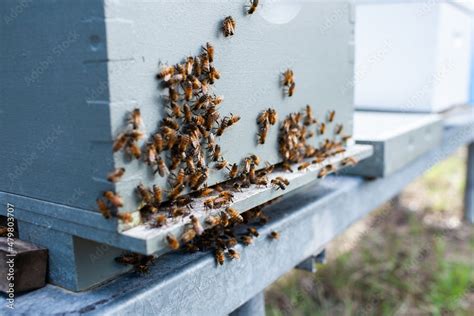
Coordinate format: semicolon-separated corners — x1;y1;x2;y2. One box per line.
265;149;473;315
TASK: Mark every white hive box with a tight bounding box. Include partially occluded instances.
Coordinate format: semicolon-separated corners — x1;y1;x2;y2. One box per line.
354;0;472;112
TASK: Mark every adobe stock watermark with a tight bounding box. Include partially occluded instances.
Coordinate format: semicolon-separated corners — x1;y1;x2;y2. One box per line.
2;0;32;25
5;203;16;309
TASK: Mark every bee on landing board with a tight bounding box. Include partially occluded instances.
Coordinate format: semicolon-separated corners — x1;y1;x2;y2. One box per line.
166;234;180;250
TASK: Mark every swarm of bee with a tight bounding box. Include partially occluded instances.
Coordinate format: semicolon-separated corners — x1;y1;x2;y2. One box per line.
178;203;273;266
278;105;350;176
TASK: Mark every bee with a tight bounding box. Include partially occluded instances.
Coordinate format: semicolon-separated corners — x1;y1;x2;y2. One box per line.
258;124;269;145
163;117;179;130
190;215;204;235
247;227;259;237
203;42;215;63
128;142;141;159
247;0;259;14
168;184;185;201
282;69;294;86
219;212;230;227
304;105;316;126
156;157;169;177
107;167;125;183
169;101;182;118
193;56;202;77
127;129;145;141
197;186;214;198
226;238;238;248
333;124;343;135
257;111;269;126
96;199;111;219
185;156;196;174
255;177;268;186
117;212;133;224
153;133;164;153
228;163;239;179
226;207;243;223
328;110;336;122
200;53;211;73
209;66;220;84
282;162;293;173
128;108;142;129
226;114;240;127
153;185;163;205
183;104;193;123
268;108;278;125
170;207;186;218
166;234;180;250
205;215;220;226
241;235;253;245
190;170;207;190
203;198;215;209
169;155;181;171
341;157;358;166
216;119;230;137
249;164;257;184
318;122;326;135
154;214;167;227
137;184;153;204
223;16;236;37
168;86;179;102
250;154;260;166
317;164;336;179
228;248;240;260
181;228;197;243
214;159;228;170
157;65;175;81
194;95;210;110
113;133;128;152
219;191;234;202
298;161;311;171
269;231;280;240
175;195;193;208
183;80;193;101
271;178;287;190
288;82;295;97
172;168;186;187
215;248;225;265
146;143;157;165
103;191;123;208
185;56;194;75
211;144;221;162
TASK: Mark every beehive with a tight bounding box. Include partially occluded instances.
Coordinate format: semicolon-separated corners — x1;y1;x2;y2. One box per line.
0;0;372;290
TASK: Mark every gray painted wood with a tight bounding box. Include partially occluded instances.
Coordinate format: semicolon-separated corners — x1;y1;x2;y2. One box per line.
347;112;443;177
0;0;356;223
4;114;473;315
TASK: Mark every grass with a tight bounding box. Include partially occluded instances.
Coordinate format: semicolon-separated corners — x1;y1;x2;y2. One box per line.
265;149;473;315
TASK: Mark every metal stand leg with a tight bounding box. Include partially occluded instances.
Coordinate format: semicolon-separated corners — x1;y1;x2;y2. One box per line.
295;249;326;273
230;291;265;316
465;143;474;224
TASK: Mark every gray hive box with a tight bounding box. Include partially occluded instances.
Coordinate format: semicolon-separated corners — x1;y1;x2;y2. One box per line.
0;0;373;291
346;111;443;178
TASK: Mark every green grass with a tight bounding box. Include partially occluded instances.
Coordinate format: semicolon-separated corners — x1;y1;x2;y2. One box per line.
265;150;473;315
